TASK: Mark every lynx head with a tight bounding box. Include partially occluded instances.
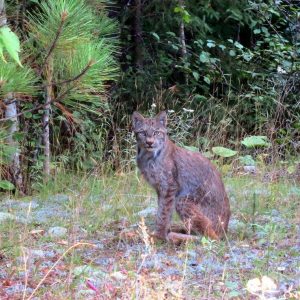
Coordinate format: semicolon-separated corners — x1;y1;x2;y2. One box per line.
132;111;168;153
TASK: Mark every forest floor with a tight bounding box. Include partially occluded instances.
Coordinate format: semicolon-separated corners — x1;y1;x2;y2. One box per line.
0;168;299;299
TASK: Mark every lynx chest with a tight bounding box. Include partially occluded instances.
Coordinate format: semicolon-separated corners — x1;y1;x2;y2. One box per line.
137;155;174;190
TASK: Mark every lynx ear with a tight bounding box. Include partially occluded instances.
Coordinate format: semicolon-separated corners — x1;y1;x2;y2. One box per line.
132;111;145;131
156;111;167;127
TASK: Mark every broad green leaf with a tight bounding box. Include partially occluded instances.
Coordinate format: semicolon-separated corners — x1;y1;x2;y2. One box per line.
229;49;236;57
171;44;179;51
203;76;210;84
228;291;241;298
192;71;199;81
234;41;244;49
239;155;256;166
287;165;296;174
212;146;237;158
243;53;253;61
150;32;160;41
183;145;198;152
183;13;191;24
0;43;5;62
166;31;176;37
199;51;210;63
202;151;213;158
207;40;215;48
194;94;206;102
0;26;22;66
241;136;270;148
282;60;292;69
218;44;226;50
0;180;15;190
225;281;239;289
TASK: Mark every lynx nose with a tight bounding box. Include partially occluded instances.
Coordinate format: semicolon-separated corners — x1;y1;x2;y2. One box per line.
146;139;154;147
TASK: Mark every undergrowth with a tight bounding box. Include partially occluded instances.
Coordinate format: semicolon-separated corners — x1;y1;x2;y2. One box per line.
0;166;299;299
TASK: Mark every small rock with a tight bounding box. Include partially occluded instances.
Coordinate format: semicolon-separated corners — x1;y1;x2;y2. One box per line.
196;258;224;273
34;207;70;224
0;212;15;223
94;257;114;267
48;226;68;238
1;199;39;210
30;249;45;259
246;277;263;294
187;250;197;259
5;283;33;295
244;165;256;174
188;259;198;267
247;276;279;297
87;194;101;202
73;265;107;279
135;207;156;217
228;219;246;232
73;265;95;276
111;271;127;280
75;289;96;300
162;267;181;277
17;248;45;265
47;194;69;203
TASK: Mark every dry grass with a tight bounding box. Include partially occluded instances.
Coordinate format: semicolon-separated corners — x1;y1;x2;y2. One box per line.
0;167;299;299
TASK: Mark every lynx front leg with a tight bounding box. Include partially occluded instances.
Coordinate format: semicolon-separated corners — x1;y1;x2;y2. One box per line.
154;188;177;240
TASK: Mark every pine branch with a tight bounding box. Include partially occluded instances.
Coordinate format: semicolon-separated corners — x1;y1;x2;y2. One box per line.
38;11;68;75
2;60;95;107
0;61;93;122
42;60;95;87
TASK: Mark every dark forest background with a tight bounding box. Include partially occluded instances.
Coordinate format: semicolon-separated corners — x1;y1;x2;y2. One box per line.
0;0;299;193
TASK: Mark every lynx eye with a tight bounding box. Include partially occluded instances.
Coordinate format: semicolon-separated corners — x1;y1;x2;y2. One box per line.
153;131;161;136
138;131;146;137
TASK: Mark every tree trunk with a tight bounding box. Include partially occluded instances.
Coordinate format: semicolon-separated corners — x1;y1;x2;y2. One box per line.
178;0;188;85
178;0;187;60
42;60;53;179
4;95;24;192
133;0;143;68
0;0;5;27
1;1;24;193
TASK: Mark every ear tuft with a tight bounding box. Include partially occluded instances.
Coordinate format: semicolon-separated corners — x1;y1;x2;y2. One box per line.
132;111;144;131
156;111;167;127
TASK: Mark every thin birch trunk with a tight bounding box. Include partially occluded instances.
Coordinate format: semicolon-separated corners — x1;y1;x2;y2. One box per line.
178;0;187;60
133;0;143;68
1;1;23;192
0;0;5;27
42;60;53;179
42;88;51;178
4;95;23;191
178;0;188;84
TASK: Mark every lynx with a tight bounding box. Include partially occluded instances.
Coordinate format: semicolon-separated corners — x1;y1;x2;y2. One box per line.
132;111;231;241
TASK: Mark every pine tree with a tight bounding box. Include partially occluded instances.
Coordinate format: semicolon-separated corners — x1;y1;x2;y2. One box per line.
27;0;118;179
0;0;37;192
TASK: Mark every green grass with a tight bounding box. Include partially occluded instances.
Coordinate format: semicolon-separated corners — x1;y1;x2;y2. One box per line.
0;170;299;299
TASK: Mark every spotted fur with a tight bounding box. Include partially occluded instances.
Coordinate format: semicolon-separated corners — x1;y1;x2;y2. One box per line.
132;111;231;240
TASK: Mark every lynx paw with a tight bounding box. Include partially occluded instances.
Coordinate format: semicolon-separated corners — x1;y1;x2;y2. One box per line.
150;230;167;241
167;232;199;244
